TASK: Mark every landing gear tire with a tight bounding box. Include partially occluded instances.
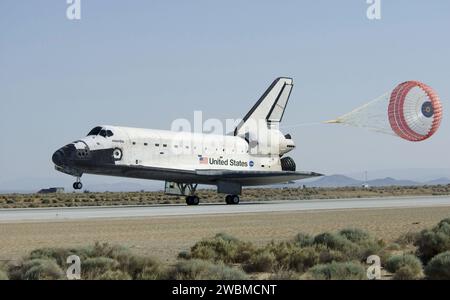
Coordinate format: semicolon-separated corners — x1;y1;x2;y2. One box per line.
225;195;239;205
186;195;200;206
73;182;83;190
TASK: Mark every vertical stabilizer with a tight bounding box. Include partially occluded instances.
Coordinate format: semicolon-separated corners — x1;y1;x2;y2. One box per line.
234;77;293;137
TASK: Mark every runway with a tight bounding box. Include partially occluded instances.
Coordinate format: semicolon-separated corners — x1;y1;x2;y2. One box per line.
1;196;449;222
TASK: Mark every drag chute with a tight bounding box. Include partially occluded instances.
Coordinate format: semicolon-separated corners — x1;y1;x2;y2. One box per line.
327;81;443;142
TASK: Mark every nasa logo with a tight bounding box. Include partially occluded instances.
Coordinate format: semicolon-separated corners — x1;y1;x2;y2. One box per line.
249;161;254;167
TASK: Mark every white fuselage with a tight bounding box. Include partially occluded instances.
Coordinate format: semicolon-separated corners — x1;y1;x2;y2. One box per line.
74;125;290;172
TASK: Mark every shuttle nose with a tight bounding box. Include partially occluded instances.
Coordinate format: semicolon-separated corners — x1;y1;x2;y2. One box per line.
52;149;64;166
52;144;76;166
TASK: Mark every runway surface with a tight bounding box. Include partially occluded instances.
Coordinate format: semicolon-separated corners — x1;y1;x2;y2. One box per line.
1;196;449;222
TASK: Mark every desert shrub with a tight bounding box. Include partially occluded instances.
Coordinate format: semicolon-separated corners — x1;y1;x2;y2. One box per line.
293;233;314;248
338;228;384;259
304;262;366;280
261;231;379;270
113;252;163;279
8;259;64;280
287;247;320;273
424;251;450;280
29;247;88;266
98;270;132;280
89;242;130;259
261;238;364;273
0;269;8;280
38;242;104;260
317;247;347;264
338;228;371;244
357;240;383;259
439;218;450;226
414;218;450;263
385;254;423;280
27;243;126;267
393;266;421;280
396;232;420;246
26;243;164;280
263;241;296;268
82;257;120;279
384;243;402;251
313;233;360;260
128;256;165;280
190;242;219;261
169;259;247;280
136;264;167;280
314;232;353;251
243;250;276;273
188;233;255;264
233;241;256;263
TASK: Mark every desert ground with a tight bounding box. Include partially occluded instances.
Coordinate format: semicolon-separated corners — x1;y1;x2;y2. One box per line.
1;205;450;263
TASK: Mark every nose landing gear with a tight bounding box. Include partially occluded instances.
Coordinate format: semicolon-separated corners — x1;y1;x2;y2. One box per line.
73;177;83;190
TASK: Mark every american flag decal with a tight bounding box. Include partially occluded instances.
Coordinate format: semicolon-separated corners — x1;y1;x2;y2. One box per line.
199;156;208;164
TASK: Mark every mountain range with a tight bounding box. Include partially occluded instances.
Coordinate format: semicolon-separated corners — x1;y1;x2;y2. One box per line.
299;174;450;188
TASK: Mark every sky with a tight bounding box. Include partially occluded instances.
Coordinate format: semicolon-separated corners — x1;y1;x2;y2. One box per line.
0;1;449;190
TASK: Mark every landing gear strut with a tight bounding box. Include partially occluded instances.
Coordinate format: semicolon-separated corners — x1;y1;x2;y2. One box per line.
225;195;240;205
73;177;83;190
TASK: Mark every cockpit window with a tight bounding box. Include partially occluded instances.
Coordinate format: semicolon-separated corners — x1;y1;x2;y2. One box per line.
87;126;113;138
87;126;102;136
99;129;107;138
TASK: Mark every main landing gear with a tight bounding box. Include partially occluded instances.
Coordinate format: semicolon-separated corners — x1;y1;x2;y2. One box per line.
73;177;83;190
186;195;200;206
183;184;200;206
225;195;240;205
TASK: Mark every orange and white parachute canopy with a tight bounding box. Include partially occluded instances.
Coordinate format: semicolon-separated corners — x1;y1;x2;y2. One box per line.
327;81;443;142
